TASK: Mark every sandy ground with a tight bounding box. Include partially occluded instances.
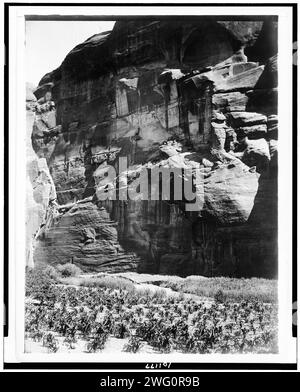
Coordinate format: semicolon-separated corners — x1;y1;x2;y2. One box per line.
25;334;161;354
80;271;208;284
134;282;212;304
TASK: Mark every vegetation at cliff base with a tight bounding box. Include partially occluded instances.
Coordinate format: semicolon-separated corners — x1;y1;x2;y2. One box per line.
156;276;277;303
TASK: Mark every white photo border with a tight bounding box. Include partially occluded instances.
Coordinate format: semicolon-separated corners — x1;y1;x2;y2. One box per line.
4;3;297;367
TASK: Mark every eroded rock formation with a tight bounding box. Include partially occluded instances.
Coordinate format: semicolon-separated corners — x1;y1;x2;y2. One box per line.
26;84;57;267
27;18;278;277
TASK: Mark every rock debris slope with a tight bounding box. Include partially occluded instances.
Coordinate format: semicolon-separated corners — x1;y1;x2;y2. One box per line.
26;18;278;277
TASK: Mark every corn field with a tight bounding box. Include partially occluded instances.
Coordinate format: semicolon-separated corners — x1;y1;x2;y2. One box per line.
25;281;278;354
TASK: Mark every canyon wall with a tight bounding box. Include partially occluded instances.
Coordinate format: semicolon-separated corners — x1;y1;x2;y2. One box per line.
27;18;278;277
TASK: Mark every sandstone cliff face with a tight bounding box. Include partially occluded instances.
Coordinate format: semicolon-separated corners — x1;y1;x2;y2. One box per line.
28;18;278;277
26;84;57;267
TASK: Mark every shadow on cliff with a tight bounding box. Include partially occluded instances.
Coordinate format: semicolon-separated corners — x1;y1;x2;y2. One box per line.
246;161;278;278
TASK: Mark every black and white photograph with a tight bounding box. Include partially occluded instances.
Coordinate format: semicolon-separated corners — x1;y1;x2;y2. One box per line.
2;2;297;369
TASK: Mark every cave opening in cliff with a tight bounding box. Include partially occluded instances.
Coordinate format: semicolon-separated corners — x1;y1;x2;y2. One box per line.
182;22;241;68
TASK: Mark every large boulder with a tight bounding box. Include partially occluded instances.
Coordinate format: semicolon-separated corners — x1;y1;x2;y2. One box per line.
228;112;267;128
204;161;260;224
213;91;248;112
242;138;271;172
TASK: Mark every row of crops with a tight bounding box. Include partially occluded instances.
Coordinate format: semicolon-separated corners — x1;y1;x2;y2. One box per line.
25;282;278;354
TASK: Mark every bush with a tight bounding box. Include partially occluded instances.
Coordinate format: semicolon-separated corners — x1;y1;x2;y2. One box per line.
86;331;108;352
57;263;82;278
63;335;77;350
137;287;167;301
123;335;143;353
214;289;226;303
113;321;129;339
25;264;57;299
158;276;277;303
43;265;59;280
42;332;59;353
79;275;135;292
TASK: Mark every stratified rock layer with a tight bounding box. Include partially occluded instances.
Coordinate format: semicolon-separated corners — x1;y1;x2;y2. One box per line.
28;18;278;277
26;84;57;267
